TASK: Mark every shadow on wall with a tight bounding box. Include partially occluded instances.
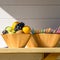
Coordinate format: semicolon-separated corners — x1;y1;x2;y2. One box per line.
0;6;60;32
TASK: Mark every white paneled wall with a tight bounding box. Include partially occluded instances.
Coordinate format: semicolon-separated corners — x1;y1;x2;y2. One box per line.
1;6;60;19
0;6;60;32
0;0;60;5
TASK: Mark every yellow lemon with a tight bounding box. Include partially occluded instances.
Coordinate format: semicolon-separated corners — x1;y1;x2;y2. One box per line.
22;26;31;34
12;21;19;30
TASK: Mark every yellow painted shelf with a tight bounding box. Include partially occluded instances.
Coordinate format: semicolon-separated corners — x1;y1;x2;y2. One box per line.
0;48;60;53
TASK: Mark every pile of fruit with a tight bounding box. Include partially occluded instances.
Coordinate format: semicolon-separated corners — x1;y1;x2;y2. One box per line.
2;22;31;34
2;21;60;34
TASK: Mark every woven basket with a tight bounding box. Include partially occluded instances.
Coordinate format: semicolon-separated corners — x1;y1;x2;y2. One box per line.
34;33;60;47
26;35;38;48
2;33;31;48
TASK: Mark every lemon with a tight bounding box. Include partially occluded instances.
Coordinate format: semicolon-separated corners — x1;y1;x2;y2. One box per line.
12;21;19;30
22;26;31;34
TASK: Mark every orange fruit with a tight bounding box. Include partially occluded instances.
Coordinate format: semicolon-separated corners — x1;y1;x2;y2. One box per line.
22;26;31;34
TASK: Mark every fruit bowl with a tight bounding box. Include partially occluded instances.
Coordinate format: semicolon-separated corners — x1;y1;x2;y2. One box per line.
1;33;31;48
33;33;60;47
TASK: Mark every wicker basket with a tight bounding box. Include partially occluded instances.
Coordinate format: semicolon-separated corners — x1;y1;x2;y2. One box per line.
26;35;38;48
2;33;31;48
34;33;60;47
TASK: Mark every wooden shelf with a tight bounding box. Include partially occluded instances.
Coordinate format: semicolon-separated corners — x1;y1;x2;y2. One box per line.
0;48;60;53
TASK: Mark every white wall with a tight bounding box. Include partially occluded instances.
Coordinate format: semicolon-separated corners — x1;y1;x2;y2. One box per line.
0;6;60;33
0;0;60;33
0;0;60;5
